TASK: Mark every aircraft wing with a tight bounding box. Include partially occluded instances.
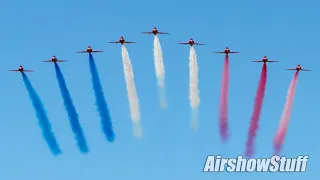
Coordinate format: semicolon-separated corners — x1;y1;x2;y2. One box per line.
285;68;297;70
42;60;53;62
8;70;19;72
194;43;205;45
158;32;169;34
178;42;189;44
108;41;120;44
301;69;311;71
251;60;264;62
91;50;103;52
142;32;152;34
23;70;34;72
214;52;225;54
267;60;279;62
124;41;136;44
229;52;240;54
57;60;68;62
76;51;87;53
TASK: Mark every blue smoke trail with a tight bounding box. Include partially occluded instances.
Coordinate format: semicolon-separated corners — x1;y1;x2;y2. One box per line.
21;73;61;155
54;63;89;153
88;54;115;142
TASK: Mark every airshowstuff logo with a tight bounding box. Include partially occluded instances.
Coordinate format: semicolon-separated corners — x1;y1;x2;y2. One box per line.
203;155;309;172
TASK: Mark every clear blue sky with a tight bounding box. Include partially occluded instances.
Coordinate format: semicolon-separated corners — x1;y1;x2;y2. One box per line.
0;0;318;179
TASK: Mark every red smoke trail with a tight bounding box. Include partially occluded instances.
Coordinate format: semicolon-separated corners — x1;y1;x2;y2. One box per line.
274;72;299;154
219;55;229;141
245;64;267;157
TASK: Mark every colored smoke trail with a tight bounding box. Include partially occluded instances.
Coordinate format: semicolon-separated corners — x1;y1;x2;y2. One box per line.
245;64;267;157
22;73;61;155
121;45;142;137
273;72;299;154
54;63;89;153
89;54;115;142
219;55;229;141
153;35;167;108
189;46;200;131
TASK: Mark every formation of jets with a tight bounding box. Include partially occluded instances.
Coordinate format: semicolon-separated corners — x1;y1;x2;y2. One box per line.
8;26;311;73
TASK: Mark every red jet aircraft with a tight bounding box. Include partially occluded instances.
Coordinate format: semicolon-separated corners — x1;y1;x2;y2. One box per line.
42;56;67;63
286;64;311;71
214;47;240;55
76;46;104;54
9;65;34;73
142;27;169;35
178;38;205;46
251;56;279;63
108;37;136;45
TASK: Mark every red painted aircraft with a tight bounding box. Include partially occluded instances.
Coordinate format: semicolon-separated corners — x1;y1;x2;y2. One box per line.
286;64;311;71
251;56;279;63
214;47;240;55
9;65;34;73
142;27;169;35
178;38;205;46
76;46;103;54
42;56;67;63
108;37;136;45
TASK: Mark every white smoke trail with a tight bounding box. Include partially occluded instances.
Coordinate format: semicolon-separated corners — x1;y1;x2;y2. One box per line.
121;45;142;138
189;46;200;131
153;35;167;109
